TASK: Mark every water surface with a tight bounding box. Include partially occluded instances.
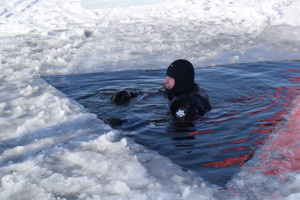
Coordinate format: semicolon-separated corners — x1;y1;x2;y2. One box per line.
43;60;300;186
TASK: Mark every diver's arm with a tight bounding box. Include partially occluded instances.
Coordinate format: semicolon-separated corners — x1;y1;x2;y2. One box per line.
111;88;165;104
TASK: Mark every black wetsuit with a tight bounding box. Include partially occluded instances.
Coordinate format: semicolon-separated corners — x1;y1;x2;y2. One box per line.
164;59;212;120
166;83;211;120
111;59;212;121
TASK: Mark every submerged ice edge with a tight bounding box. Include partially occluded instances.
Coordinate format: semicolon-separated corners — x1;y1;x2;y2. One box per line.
226;96;300;200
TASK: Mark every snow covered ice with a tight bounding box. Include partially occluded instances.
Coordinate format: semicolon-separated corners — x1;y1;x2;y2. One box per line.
1;0;300;199
81;0;174;9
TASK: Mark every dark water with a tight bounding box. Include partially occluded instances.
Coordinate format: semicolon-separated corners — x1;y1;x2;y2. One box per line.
43;60;300;186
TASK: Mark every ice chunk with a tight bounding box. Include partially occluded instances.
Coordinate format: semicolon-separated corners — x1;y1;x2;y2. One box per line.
19;85;39;96
105;180;131;195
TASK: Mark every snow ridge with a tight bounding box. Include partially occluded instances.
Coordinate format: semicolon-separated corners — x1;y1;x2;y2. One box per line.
0;0;40;19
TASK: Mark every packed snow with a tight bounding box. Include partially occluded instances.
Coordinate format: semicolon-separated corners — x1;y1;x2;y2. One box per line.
81;0;174;9
0;0;300;199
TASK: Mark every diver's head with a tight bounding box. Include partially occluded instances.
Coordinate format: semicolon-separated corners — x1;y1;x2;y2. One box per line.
165;59;195;96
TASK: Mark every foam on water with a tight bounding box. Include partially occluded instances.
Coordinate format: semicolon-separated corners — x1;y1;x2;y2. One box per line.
1;0;300;199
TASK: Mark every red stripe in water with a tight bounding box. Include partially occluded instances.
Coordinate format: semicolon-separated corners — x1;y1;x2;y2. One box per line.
246;104;276;116
188;129;214;135
286;69;300;73
252;128;275;134
230;138;250;144
202;153;252;167
223;147;246;152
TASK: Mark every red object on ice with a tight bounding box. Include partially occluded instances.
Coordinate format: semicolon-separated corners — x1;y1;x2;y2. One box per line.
256;96;300;179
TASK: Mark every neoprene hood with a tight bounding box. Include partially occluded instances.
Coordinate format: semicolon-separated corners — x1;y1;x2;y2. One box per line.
166;59;195;96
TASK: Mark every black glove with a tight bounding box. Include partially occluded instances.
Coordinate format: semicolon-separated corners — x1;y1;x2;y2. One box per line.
111;90;137;104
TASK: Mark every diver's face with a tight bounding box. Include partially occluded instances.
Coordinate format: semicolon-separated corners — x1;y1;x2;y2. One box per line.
164;76;175;89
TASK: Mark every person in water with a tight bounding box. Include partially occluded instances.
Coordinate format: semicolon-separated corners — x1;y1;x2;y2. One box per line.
111;59;211;120
164;59;211;120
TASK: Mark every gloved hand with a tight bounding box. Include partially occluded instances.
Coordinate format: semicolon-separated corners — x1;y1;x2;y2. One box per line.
111;90;137;104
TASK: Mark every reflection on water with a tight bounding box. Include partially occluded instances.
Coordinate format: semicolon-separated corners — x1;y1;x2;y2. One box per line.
43;60;300;186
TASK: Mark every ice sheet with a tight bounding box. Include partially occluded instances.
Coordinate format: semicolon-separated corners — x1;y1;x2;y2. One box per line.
81;0;174;9
1;0;300;199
